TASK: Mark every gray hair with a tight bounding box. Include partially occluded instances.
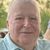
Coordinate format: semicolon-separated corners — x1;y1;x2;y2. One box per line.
7;0;41;22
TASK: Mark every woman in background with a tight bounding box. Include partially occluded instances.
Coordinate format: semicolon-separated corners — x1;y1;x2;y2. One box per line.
44;20;50;40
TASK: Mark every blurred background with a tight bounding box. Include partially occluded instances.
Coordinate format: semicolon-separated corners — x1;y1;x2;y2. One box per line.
0;0;50;38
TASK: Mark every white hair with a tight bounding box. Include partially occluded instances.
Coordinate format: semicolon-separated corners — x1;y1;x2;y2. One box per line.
7;0;40;22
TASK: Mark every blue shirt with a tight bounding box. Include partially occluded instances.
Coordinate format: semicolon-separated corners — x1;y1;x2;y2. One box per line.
0;34;50;50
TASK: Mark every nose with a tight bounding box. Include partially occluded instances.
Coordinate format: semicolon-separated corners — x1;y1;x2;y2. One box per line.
24;18;31;28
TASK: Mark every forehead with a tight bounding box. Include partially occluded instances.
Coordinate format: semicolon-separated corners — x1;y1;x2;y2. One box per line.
8;0;40;20
10;3;38;17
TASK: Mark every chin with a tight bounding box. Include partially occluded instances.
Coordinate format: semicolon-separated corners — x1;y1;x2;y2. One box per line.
19;38;33;45
19;34;36;45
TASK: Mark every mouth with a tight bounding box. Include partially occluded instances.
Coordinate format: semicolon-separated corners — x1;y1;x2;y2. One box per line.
20;32;33;34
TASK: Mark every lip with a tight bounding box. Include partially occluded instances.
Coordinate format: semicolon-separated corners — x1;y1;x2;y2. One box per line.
20;32;33;34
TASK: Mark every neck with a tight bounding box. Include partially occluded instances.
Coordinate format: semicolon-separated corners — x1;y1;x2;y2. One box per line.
24;47;35;50
23;43;36;50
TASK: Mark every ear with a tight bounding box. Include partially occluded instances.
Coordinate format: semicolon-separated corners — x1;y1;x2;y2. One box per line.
6;20;9;29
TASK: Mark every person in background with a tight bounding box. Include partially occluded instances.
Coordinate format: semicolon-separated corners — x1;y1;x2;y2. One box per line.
0;0;50;50
44;20;50;40
0;32;5;38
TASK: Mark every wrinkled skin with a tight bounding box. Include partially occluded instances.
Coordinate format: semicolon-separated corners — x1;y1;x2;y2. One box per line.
7;0;40;50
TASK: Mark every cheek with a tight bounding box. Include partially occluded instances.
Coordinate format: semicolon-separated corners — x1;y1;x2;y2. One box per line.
32;22;39;36
13;21;24;32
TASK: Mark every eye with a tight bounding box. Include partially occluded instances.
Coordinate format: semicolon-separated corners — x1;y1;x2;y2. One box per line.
15;17;24;20
30;17;37;20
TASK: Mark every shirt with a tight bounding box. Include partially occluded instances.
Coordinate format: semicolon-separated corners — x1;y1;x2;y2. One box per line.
0;34;50;50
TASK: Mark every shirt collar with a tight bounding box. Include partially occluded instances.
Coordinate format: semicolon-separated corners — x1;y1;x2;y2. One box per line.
3;33;24;50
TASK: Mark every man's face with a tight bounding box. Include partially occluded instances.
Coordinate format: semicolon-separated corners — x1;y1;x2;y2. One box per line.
8;3;40;46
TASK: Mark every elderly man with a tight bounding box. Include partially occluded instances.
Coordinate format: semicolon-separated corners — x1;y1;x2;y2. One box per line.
0;0;50;50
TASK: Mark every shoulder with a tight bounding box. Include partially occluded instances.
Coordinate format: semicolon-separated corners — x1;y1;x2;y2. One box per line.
37;39;50;50
38;39;50;45
0;38;7;50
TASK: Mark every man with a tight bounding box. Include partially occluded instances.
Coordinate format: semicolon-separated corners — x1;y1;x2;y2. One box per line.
0;0;50;50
